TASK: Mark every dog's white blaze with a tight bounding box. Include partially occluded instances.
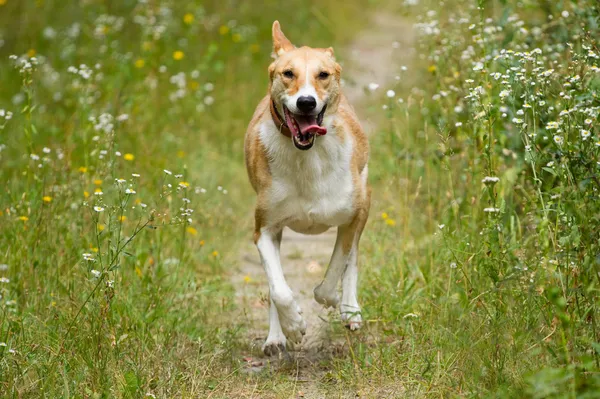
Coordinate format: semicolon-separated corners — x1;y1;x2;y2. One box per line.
259;118;355;234
283;64;325;115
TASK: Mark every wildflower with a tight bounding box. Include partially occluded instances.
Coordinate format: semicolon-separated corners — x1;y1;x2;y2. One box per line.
473;62;484;71
183;13;194;24
132;173;140;178
94;206;104;212
83;253;95;261
125;188;136;194
243;275;251;283
546;121;559;130
219;25;229;35
124;153;135;161
385;219;396;226
438;224;445;230
450;262;457;269
427;65;437;73
547;161;554;167
0;277;9;283
581;130;591;140
18;216;28;221
455;122;463;127
94;179;103;185
483;207;500;213
482;176;500;184
98;224;105;231
163;169;172;175
91;269;101;278
178;182;190;188
134;59;145;68
173;51;184;61
386;90;396;98
78;166;88;173
232;33;242;42
553;135;564;145
186;226;197;235
84;191;90;198
368;82;379;91
585;118;592;125
199;240;205;246
41;196;52;203
0;264;7;271
212;251;219;257
116;178;126;184
381;212;388;219
119;216;127;222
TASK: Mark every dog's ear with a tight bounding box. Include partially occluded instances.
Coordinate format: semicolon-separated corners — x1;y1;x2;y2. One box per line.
325;47;335;58
272;21;294;58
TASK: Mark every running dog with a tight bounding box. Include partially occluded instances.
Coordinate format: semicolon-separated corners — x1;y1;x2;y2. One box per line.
244;21;370;355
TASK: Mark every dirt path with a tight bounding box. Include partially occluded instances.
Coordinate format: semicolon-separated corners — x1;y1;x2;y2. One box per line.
234;10;415;383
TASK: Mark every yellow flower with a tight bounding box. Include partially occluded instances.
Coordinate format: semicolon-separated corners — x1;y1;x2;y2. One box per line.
84;191;90;198
134;58;145;68
51;301;56;307
119;216;127;222
19;216;29;221
249;44;260;54
179;181;190;188
219;25;229;35
94;179;103;185
98;224;105;231
27;48;36;57
232;33;242;43
199;240;205;246
135;266;143;278
385;219;396;226
428;65;437;73
42;196;52;203
134;198;142;205
94;188;102;193
173;50;184;61
183;13;194;25
186;226;198;236
91;247;99;253
78;166;88;173
212;251;219;257
124;153;135;161
177;150;186;158
0;0;6;6
381;212;388;220
189;81;199;90
243;275;251;283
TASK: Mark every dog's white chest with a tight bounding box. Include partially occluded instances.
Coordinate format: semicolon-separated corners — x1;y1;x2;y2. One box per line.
260;124;355;234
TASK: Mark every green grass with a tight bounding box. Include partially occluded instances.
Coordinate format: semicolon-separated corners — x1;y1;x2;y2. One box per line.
1;0;600;397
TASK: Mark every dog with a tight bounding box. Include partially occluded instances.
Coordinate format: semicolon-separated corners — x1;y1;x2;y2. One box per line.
244;21;370;355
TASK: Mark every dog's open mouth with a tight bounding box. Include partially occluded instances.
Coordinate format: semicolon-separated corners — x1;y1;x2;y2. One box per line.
283;105;327;150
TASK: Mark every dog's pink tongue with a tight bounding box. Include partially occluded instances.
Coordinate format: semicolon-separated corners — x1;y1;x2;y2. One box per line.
295;115;327;135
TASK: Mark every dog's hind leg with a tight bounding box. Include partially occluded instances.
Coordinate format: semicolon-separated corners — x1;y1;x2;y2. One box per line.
255;226;306;349
314;207;368;328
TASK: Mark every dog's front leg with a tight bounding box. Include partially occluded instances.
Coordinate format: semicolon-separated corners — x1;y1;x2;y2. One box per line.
255;227;306;350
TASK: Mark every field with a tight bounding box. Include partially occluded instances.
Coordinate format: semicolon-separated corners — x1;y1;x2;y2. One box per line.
1;0;599;397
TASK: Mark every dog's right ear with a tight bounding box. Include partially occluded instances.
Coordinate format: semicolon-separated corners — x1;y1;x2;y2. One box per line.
272;21;294;58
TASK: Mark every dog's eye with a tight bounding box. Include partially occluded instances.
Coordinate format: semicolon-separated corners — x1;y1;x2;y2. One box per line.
318;71;330;79
283;70;294;78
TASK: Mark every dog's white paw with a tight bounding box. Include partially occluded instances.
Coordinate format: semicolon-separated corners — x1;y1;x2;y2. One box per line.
272;294;306;345
313;284;340;308
341;304;362;331
262;338;287;356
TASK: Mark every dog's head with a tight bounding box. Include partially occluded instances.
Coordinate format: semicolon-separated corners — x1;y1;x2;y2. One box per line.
268;21;342;150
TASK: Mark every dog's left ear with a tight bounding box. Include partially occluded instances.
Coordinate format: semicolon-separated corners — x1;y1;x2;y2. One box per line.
272;21;295;58
324;47;335;58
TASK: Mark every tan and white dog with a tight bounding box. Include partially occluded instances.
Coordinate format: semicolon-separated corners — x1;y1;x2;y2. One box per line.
244;21;370;355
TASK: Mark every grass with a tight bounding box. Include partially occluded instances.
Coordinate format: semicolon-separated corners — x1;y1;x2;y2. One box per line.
1;0;599;397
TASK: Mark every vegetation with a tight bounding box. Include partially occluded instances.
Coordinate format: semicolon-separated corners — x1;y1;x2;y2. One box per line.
0;0;598;397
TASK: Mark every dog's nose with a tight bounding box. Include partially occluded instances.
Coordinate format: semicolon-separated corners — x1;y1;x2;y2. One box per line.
296;96;317;113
